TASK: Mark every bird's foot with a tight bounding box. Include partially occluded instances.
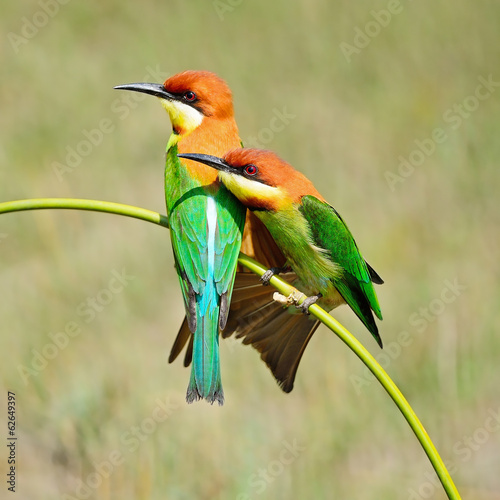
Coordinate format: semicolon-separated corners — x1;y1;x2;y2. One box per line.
273;290;305;307
297;293;323;315
260;266;290;286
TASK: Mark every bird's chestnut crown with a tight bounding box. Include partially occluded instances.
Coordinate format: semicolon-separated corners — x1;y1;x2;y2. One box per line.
163;70;234;118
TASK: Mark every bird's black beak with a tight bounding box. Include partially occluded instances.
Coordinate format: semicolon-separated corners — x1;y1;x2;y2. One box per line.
114;82;175;100
177;153;235;174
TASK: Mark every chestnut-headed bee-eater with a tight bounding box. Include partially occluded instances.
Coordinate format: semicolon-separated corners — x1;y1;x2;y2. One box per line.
178;148;384;392
115;72;284;405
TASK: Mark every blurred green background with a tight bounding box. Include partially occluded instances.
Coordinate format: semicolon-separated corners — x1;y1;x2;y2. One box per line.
1;1;499;498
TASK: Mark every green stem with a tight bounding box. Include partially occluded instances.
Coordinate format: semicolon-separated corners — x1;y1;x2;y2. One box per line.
0;198;170;228
0;198;460;500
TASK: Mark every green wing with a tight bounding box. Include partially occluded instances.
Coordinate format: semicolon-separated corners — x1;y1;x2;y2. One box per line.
212;185;246;328
299;195;383;345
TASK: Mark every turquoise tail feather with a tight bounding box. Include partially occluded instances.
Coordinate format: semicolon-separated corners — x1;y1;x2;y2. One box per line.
186;279;224;405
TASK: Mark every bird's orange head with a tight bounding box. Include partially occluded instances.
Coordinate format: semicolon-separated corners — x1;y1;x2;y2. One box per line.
115;70;235;136
162;70;234;120
178;148;324;211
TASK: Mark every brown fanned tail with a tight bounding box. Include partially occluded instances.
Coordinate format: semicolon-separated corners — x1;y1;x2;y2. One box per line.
223;272;320;392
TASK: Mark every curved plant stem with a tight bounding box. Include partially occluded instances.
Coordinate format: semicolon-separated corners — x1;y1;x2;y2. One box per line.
0;198;170;228
239;254;461;500
0;197;461;500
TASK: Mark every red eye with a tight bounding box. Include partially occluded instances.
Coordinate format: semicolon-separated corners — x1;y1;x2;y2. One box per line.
184;91;196;102
244;164;258;176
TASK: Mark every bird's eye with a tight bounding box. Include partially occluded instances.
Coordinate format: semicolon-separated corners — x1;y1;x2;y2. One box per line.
244;164;258;176
183;91;197;102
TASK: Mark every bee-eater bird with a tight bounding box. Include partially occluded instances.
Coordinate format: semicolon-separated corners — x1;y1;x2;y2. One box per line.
114;72;284;405
177;148;384;392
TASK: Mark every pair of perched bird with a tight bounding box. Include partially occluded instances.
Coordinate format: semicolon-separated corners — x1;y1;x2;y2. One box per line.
115;71;383;405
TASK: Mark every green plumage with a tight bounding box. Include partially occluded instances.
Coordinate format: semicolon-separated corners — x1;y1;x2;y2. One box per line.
256;195;382;347
165;145;245;404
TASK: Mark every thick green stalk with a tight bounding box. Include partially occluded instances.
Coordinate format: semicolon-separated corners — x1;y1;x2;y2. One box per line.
0;198;461;500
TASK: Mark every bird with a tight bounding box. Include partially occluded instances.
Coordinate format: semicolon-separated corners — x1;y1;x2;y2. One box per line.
177;148;384;392
114;71;284;405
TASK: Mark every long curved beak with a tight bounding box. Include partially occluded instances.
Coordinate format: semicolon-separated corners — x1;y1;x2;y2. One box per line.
177;153;235;174
114;82;175;100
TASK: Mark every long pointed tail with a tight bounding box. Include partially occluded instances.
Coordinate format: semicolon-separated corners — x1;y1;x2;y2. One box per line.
186;285;224;405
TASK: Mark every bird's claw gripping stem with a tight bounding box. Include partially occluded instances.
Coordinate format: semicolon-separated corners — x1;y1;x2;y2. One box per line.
272;290;322;315
297;293;323;315
260;266;289;286
273;290;305;306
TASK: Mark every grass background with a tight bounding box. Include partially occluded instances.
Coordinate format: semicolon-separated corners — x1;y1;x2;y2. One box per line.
1;0;499;498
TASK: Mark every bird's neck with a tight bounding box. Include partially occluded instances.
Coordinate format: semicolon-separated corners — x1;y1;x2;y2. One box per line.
168;116;241;185
176;115;240;154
